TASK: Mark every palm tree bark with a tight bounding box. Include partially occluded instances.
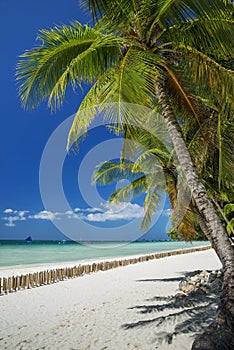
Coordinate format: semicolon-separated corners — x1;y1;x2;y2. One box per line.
155;82;234;349
190;200;213;241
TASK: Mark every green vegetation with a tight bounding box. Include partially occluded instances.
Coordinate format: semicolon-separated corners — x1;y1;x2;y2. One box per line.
168;226;207;241
94;123;210;241
224;203;234;237
16;1;234;348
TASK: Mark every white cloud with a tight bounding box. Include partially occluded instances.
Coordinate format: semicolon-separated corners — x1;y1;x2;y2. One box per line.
3;209;28;226
74;207;103;213
18;210;29;219
83;207;103;213
66;212;81;220
2;215;25;227
2;204;145;226
3;216;19;227
86;202;144;222
29;210;57;220
4;208;13;214
5;223;15;227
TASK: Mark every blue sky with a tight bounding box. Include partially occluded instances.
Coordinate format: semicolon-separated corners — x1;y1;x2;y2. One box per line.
0;0;171;241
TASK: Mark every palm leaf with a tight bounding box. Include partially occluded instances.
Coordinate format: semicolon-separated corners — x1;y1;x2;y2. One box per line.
141;187;161;231
163;65;201;127
175;45;234;116
16;21;121;109
67;67;117;147
82;0;149;29
167;17;234;60
109;175;149;203
68;46;160;147
224;203;234;217
149;0;233;33
227;218;234;236
93;160;138;185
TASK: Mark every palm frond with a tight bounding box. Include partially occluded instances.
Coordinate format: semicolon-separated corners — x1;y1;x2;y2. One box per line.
175;45;234;116
16;21;121;109
177;217;198;240
149;0;233;33
188;114;234;196
141;187;161;231
163;65;201;127
68;46;160;147
224;203;234;217
167;17;234;61
121;121;173;161
67;67;117;148
81;0;150;31
227;218;234;236
164;169;177;209
93;160;138;185
132;150;166;174
80;0;108;19
95;47;158;107
109;175;149;203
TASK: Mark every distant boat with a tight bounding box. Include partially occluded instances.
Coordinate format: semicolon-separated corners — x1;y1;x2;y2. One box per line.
58;240;66;245
25;236;33;243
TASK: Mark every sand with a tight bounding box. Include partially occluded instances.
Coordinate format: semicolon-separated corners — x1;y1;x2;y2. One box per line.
0;249;221;350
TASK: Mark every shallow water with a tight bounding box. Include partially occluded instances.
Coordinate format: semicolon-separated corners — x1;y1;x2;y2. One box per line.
0;240;209;267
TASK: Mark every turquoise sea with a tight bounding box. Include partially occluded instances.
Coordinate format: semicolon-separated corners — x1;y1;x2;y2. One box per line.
0;240;210;268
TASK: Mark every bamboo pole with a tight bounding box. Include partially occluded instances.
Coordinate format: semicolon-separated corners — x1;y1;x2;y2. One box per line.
3;278;7;294
8;277;12;292
26;274;30;289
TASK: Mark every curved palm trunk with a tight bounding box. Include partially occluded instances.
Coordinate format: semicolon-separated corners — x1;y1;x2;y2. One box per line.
155;82;234;349
191;202;212;239
164;166;212;241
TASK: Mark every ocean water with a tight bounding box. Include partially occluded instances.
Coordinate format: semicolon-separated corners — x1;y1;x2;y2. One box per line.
0;240;210;268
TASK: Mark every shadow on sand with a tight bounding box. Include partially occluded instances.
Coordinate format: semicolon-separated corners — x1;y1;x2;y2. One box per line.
122;272;219;347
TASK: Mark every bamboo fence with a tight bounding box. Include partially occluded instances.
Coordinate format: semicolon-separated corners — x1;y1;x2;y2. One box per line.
0;245;211;295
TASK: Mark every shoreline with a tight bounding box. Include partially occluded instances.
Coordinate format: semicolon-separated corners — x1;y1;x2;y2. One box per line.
0;244;211;279
0;248;221;350
0;245;211;295
0;240;210;270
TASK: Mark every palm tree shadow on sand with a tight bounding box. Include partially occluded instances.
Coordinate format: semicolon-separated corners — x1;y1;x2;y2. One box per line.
121;272;220;348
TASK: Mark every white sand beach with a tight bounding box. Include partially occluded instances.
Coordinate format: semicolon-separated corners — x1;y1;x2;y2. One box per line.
0;249;221;350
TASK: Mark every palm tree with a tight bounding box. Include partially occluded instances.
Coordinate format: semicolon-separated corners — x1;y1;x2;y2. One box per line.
94;111;234;242
16;1;234;348
94;123;209;241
